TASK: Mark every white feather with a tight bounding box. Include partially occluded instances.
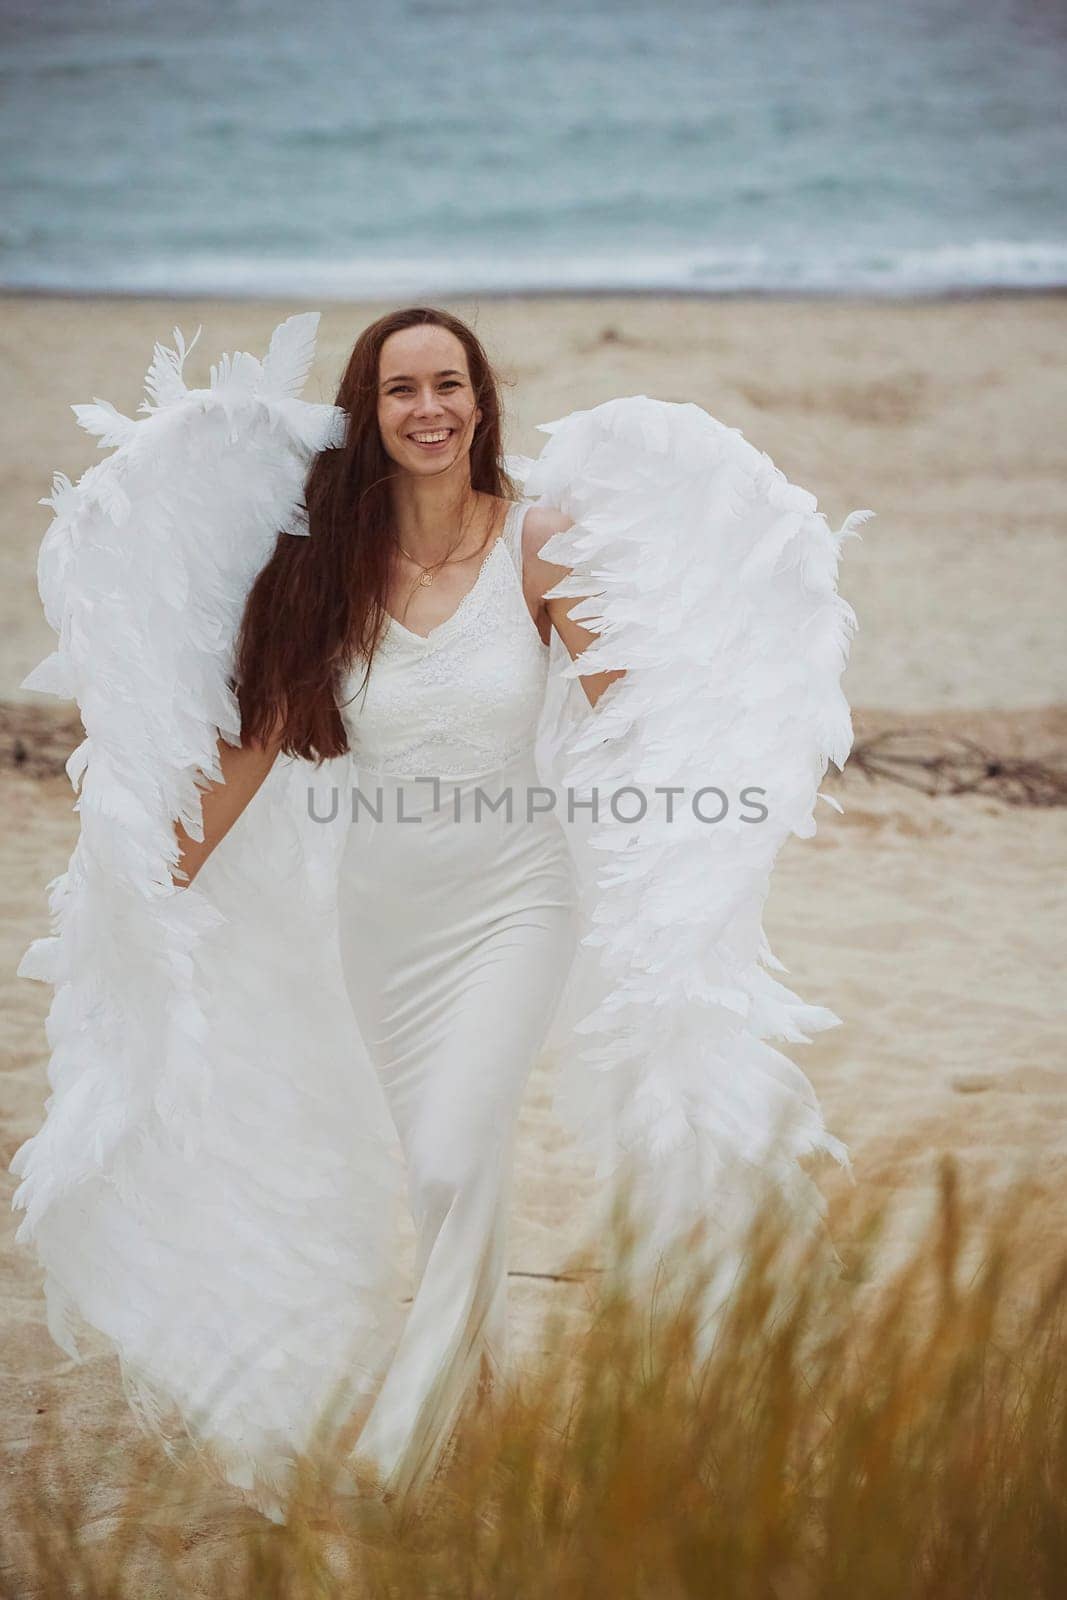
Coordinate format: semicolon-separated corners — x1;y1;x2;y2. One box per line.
529;396;867;1288
10;315;405;1512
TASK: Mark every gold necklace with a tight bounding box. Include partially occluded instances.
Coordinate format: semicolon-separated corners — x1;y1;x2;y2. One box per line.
395;539;465;587
396;506;492;587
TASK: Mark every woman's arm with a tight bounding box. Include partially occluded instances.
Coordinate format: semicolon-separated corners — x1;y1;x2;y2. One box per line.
522;506;626;709
171;716;286;889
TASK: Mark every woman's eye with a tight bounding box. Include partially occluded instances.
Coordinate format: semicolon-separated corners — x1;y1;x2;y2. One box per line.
389;381;461;395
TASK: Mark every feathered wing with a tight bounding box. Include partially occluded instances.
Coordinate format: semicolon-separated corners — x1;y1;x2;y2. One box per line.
508;396;872;1303
9;314;406;1520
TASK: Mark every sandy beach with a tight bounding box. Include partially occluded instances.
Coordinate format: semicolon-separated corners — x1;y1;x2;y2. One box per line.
2;292;1065;1539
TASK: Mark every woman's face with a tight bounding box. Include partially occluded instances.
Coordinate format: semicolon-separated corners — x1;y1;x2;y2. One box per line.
377;325;482;478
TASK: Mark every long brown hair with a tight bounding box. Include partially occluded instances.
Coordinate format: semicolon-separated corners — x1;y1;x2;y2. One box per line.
234;306;516;766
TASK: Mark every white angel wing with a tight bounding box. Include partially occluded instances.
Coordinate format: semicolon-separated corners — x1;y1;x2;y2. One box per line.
10;315;406;1518
508;396;871;1301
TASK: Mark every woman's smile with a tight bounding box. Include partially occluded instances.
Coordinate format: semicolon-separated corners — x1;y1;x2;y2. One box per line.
407;427;455;451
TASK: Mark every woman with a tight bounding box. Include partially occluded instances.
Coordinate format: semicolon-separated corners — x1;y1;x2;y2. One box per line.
174;306;623;1498
11;306;868;1520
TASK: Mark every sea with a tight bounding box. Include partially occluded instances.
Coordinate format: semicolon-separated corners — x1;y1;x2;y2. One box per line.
1;0;1065;298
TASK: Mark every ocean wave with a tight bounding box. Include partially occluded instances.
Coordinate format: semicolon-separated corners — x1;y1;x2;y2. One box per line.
3;239;1065;300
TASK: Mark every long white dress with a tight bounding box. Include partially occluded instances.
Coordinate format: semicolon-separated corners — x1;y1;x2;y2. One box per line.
336;499;581;1494
8;314;870;1521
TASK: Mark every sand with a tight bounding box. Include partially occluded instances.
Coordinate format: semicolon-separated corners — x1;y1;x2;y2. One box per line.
1;291;1065;1555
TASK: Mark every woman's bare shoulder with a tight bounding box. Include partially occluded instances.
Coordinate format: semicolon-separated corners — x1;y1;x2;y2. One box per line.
520;503;575;573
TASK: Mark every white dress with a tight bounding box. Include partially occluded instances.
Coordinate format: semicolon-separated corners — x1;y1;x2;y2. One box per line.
335;499;581;1494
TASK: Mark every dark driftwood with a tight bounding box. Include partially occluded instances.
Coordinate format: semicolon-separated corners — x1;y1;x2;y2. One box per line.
836;729;1067;807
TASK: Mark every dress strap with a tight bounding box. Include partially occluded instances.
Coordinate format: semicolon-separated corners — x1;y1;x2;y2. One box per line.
501;497;530;578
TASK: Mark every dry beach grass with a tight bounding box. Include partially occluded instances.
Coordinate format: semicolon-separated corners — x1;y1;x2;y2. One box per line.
2;1157;1066;1598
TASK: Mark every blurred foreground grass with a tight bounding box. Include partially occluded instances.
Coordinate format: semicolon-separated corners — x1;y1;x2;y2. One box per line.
2;1153;1064;1598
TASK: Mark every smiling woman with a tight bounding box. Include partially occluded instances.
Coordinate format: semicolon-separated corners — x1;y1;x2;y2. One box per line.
10;308;866;1522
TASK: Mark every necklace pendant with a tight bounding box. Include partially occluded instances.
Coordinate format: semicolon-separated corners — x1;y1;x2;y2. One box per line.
418;571;434;586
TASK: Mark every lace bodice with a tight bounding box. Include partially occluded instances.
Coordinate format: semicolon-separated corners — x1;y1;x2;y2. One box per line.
338;499;550;779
